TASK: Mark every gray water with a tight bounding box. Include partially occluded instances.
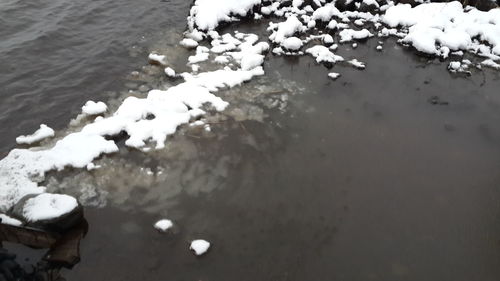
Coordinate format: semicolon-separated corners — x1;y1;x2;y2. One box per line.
2;0;500;280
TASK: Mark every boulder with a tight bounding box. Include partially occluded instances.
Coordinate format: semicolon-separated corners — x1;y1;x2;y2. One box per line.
8;194;84;233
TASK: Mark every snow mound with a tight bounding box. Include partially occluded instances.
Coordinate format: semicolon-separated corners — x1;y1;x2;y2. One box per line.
16;124;55;145
383;2;500;57
154;219;173;232
188;0;261;31
82;101;107;115
190;239;210;255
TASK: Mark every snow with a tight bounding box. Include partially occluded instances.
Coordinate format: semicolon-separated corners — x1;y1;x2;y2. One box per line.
148;53;167;65
339;29;373;42
190;239;210;255
482;59;500;69
180;38;199;48
306;45;344;64
348;59;366;69
328;72;340;79
0;214;22;226
312;3;342;22
282;37;303;50
16;124;55;145
188;0;261;30
82;101;107;115
23;193;78;222
154;219;173;232
269;16;305;43
241;54;265;71
323;34;334;44
165;67;176;77
383;2;500;57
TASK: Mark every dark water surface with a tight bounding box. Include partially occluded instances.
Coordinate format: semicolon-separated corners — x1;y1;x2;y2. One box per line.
2;1;500;281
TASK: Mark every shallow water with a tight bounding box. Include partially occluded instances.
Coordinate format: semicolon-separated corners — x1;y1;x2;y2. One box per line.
2;1;500;280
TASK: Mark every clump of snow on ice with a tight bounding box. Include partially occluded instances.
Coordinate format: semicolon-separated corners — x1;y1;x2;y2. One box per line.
82;101;107;115
282;37;303;51
348;59;366;69
339;29;373;42
165;67;176;77
188;0;261;31
188;46;210;64
328;72;341;79
16;124;55;145
23;193;78;222
306;45;344;64
180;38;199;48
269;15;306;44
190;239;210;255
323;34;334;44
482;59;500;70
383;2;500;57
154;219;173;232
148;53;167;65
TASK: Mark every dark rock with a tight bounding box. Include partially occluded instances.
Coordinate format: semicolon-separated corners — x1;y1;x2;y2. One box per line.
335;0;357;11
465;0;498;11
8;194;84;233
358;2;379;13
394;0;419;7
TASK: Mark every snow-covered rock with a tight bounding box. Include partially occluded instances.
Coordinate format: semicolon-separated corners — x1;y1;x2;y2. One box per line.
154;219;173;232
16;124;55;145
190;239;210;255
82;101;107;115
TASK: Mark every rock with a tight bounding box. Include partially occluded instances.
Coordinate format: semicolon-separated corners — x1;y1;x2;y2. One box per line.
9;194;84;233
335;0;357;11
466;0;498;11
190;239;210;256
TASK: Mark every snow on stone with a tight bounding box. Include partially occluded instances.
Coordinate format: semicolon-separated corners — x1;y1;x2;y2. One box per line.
23;193;78;222
376;45;383;51
188;0;261;31
282;37;303;50
241;54;265;70
0;214;22;226
292;0;304;7
188;46;210;64
148;53;167;65
180;38;199;48
328;72;340;79
214;55;230;64
323;34;334;44
154;219;173;232
306;45;344;64
82;101;107;115
383;2;500;57
339;29;373;42
190;239;210;255
165;67;176;77
348;59;366;69
312;3;343;22
269;15;306;43
16;124;55;145
482;59;500;69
